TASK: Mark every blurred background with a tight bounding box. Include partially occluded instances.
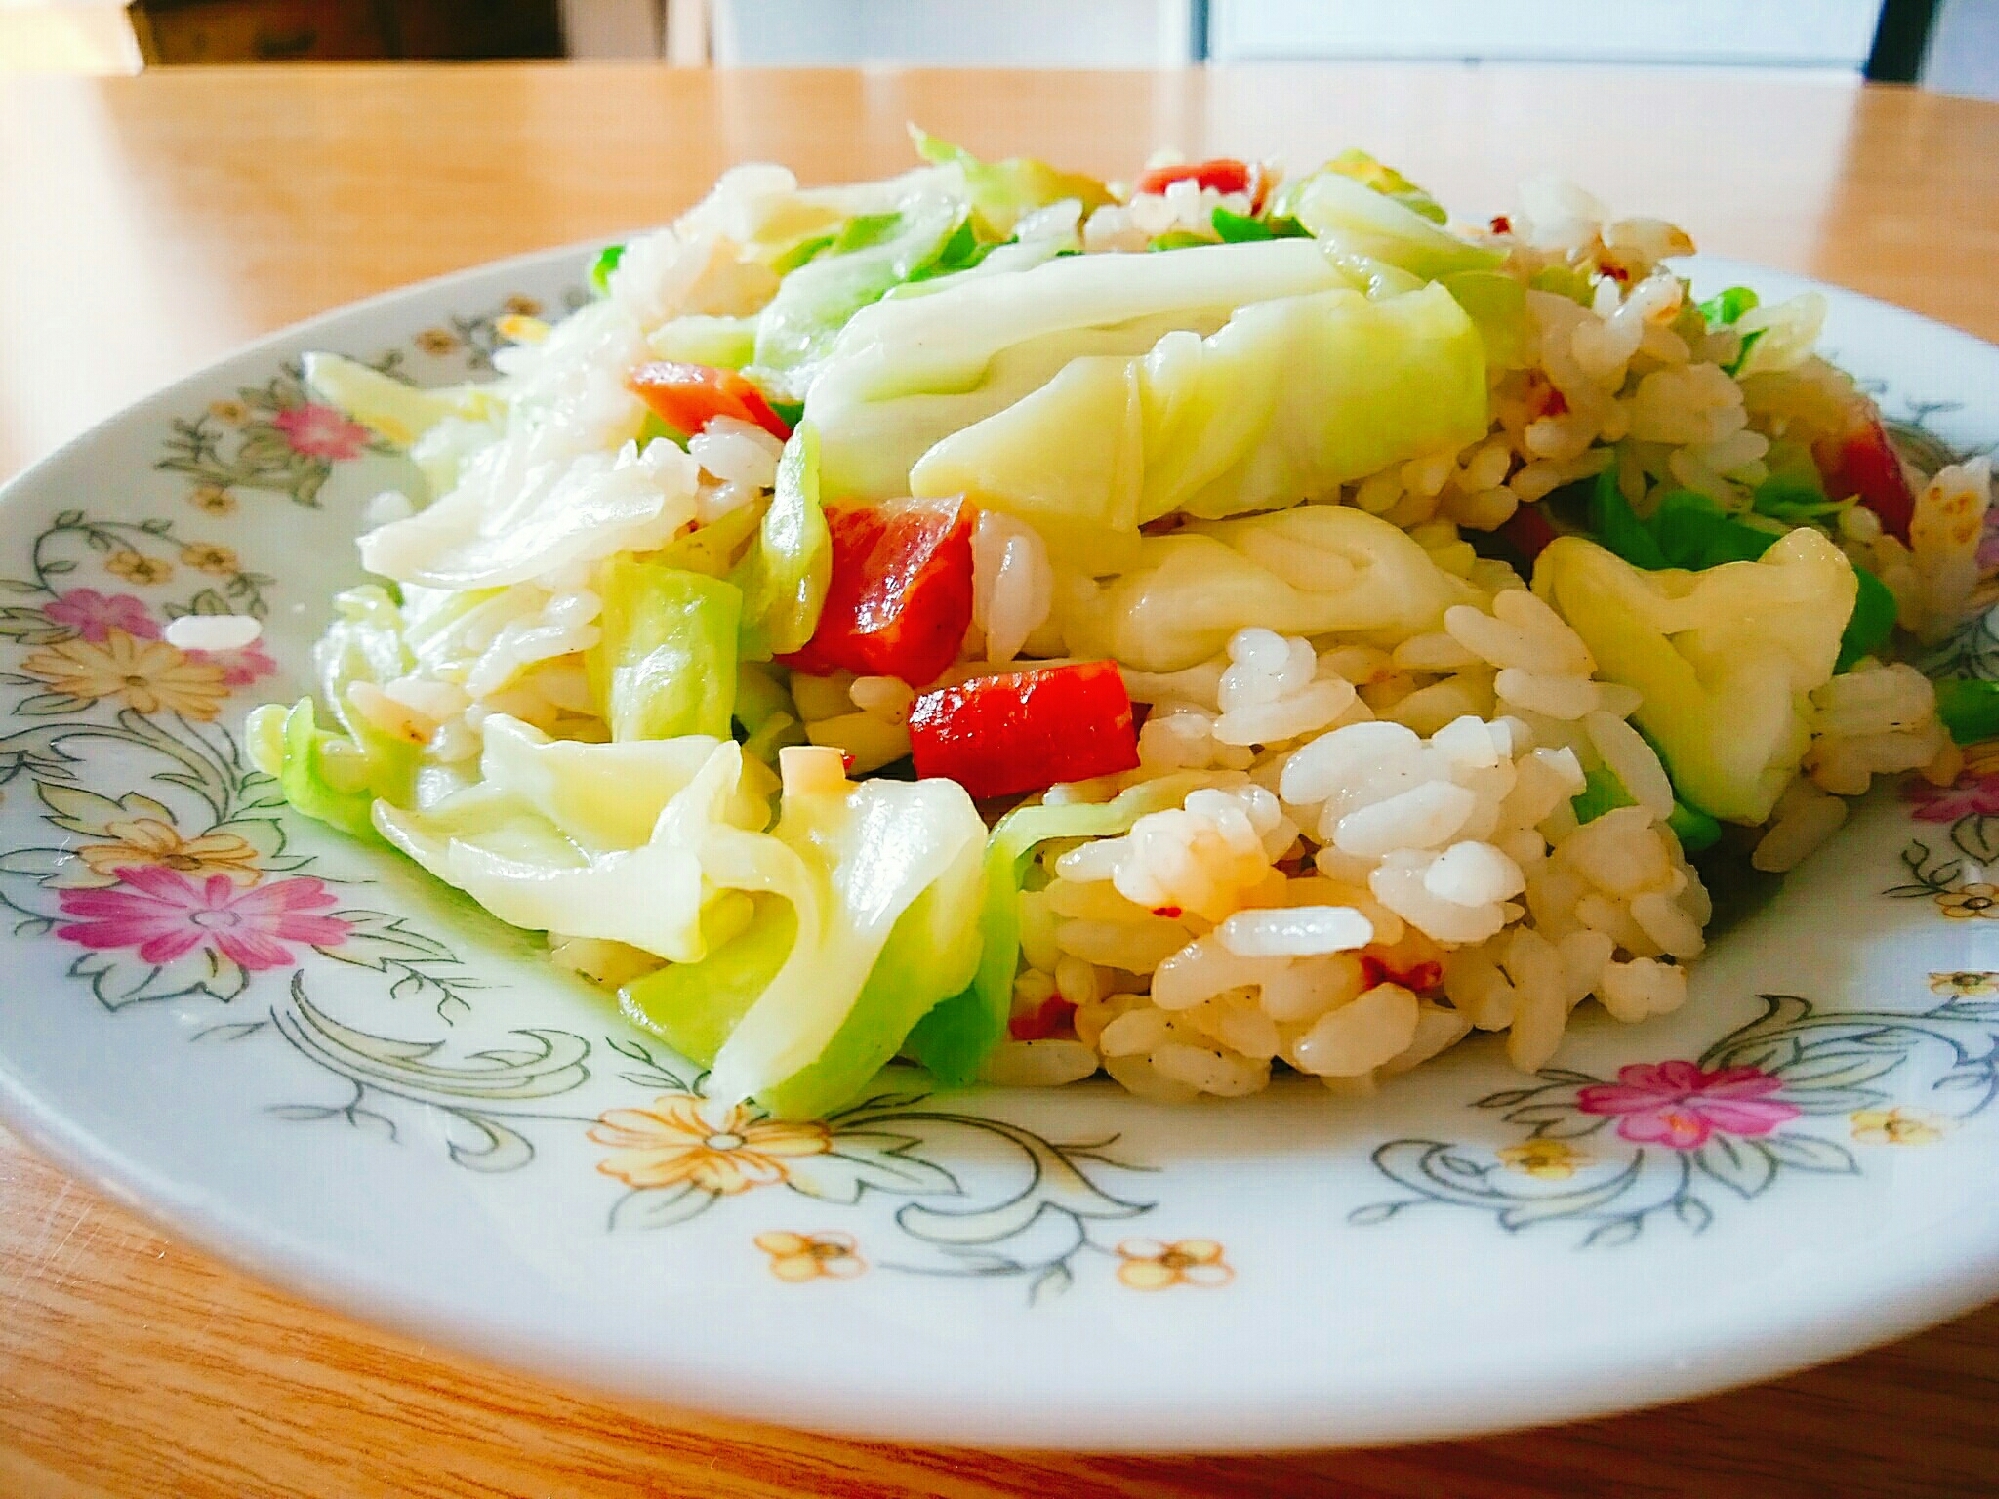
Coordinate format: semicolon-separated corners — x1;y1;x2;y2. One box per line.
1;0;1994;95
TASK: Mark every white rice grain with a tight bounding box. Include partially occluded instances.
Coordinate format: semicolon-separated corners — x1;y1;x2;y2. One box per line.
1392;631;1481;673
1558;928;1617;1006
1151;1042;1270;1096
1370;850;1512;944
1598;956;1688;1023
1214;906;1373;958
165;614;263;652
1099;1006;1174;1057
1290;983;1421;1077
1214;677;1358;747
1283;722;1428;810
979;1039;1101;1087
849;674;916;724
1379;1002;1475;1075
1560;807;1672;896
1495;669;1601;720
687;416;782;488
971;510;1055;664
1152;935;1285;1009
1259;953;1369;1022
1630;890;1706;958
1423;841;1526;907
1504;936;1570;1071
1101;1052;1202;1103
1053;955;1104;1007
1752;782;1849;872
1584;711;1674;817
1333;781;1477;858
1056;917;1195;974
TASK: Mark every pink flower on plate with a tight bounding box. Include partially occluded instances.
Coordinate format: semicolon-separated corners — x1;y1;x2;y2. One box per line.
270;402;370;461
1906;772;1999;824
189;640;277;689
56;866;349;970
1577;1060;1800;1152
43;589;160;642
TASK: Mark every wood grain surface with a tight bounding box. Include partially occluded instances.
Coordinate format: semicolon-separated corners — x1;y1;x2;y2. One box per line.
3;62;1999;1497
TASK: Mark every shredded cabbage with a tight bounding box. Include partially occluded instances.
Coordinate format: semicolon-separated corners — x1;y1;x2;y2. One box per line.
747;187;965;402
1533;529;1854;823
909;128;1112;239
1439;270;1531;369
750;818;984;1118
358;438;700;592
1285;165;1504;281
732;422;831;660
375;718;772;964
733;661;806;763
909;282;1487;552
588;558;741;742
646;314;760;370
377;714;987;1115
246;697;401;844
1062;504;1478;672
245;584;421;842
803;238;1353;504
303;352;501;451
620;770;988;1115
623;781;988;1120
618;900;795;1070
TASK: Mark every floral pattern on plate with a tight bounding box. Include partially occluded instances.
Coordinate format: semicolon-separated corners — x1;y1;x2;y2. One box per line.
160;365;393;510
1351;981;1999;1247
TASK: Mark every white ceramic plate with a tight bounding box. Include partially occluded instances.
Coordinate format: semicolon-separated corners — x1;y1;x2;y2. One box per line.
1;250;1996;1451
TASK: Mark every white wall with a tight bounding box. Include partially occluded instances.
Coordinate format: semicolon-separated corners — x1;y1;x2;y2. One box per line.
1924;0;1999;99
709;0;1195;67
1207;0;1882;67
660;0;1996;96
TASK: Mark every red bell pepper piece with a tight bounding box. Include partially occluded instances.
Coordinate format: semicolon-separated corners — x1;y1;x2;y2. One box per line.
1360;953;1443;996
1814;413;1916;543
1498;503;1560;564
627;361;792;443
778;498;975;687
1008;995;1077;1041
1135;158;1253;198
909;661;1141;801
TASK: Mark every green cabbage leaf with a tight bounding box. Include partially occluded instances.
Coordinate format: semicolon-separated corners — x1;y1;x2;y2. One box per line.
245;584;421;842
619;769;989;1116
802;237;1352;505
588;557;741;742
373;717;773;965
902;773;1223;1084
909;128;1113;239
1283;160;1503;281
908;281;1487;555
747;187;966;402
302;351;500;451
1532;528;1855;823
731;422;831;660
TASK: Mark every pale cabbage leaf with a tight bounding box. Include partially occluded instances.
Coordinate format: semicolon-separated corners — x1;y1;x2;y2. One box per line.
1533;529;1855;823
1061;504;1479;672
909;282;1487;555
801;237;1353;503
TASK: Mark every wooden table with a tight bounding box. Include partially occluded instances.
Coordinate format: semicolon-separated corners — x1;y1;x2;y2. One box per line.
3;62;1999;1498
